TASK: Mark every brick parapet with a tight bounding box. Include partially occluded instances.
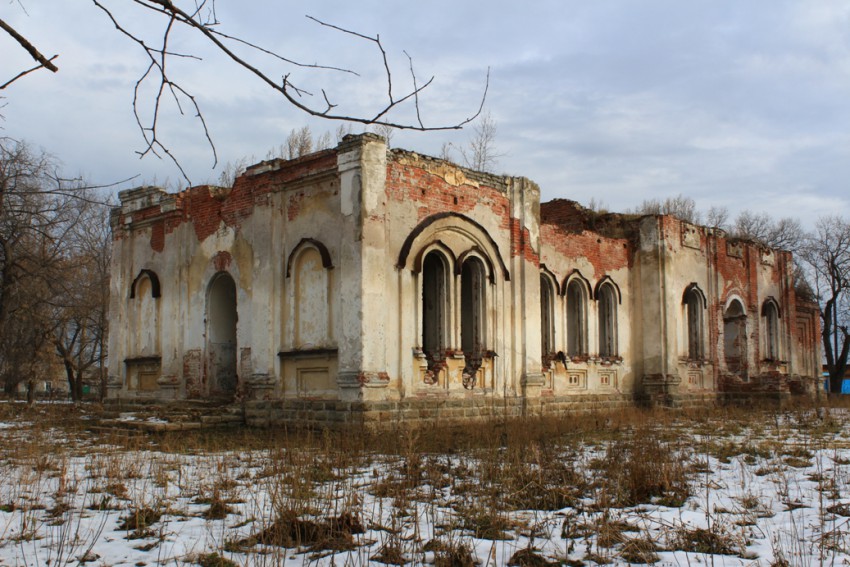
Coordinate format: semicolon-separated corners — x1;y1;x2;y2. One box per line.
114;150;339;250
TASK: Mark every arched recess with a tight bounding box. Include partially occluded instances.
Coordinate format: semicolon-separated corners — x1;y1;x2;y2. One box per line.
723;297;748;378
397;212;510;282
597;281;618;358
540;270;558;362
761;297;781;361
130;270;160;356
683;284;706;360
130;269;161;299
421;250;450;370
286;238;333;278
564;272;591;357
207;272;238;396
292;244;333;348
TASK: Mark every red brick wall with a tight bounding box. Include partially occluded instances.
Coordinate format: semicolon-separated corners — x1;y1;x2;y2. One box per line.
539;223;632;277
117;150;338;251
385;158;539;263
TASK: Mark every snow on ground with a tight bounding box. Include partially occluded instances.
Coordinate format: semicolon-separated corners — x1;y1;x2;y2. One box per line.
0;407;849;566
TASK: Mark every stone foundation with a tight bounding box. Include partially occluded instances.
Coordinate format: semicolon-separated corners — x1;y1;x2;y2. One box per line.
242;393;638;428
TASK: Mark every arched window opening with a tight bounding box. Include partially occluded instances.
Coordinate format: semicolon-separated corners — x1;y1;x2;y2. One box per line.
422;251;448;373
566;280;587;358
461;257;487;384
540;275;556;366
207;272;238;396
763;300;781;360
597;283;618;358
723;299;748;379
684;287;705;360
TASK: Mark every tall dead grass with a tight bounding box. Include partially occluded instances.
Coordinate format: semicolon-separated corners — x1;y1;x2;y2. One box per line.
0;397;846;564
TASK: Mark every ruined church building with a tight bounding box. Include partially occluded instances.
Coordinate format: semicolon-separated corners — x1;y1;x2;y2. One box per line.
108;134;821;425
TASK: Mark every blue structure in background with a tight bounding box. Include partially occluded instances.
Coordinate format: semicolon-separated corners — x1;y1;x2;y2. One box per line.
823;376;850;393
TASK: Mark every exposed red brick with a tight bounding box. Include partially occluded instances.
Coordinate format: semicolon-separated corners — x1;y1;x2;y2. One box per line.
540;223;632;279
213;251;232;272
117;151;338;251
150;221;165;252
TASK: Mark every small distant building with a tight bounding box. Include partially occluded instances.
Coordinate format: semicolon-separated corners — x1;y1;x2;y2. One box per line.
106;134;821;425
823;365;850;394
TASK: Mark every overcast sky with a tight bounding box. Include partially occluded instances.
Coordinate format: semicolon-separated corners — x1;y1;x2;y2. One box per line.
3;1;850;227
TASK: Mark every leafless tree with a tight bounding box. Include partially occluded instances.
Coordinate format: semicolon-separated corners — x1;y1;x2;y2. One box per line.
283;126;314;160
801;216;850;394
2;2;488;181
733;210;805;252
706;205;730;230
214;123;354;187
216;157;249;188
370;123;395;148
315;130;333;152
335;124;355;144
459;111;502;173
52;197;112;401
586;198;609;214
0;139;81;397
632;194;701;224
439;142;453;162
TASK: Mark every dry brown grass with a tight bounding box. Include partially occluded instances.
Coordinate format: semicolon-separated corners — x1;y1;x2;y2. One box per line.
1;397;848;564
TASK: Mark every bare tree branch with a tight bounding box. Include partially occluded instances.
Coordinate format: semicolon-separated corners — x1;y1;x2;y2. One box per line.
0;17;59;73
95;2;487;165
0;55;60;91
4;1;488;182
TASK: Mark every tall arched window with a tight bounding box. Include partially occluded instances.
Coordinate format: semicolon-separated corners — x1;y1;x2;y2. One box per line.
540;274;556;362
422;251;449;366
683;286;706;360
762;299;781;360
724;299;747;378
566;279;588;357
207;272;238;395
461;257;487;375
597;282;618;358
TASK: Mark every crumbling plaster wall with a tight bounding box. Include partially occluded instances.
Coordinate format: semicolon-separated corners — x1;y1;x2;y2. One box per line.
107;134;821;414
108;148;350;400
539;202;635;397
640;214;816;397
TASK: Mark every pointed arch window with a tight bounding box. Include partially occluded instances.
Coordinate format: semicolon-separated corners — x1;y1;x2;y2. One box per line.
540;274;556;363
461;257;487;378
724;299;748;378
762;299;781;360
422;251;449;368
597;282;618;358
566;279;588;357
683;285;706;360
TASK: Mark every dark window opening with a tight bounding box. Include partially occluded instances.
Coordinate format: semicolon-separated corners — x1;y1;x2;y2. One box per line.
422;251;448;376
566;280;587;358
540;275;555;367
598;283;618;358
684;288;705;360
461;257;487;386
